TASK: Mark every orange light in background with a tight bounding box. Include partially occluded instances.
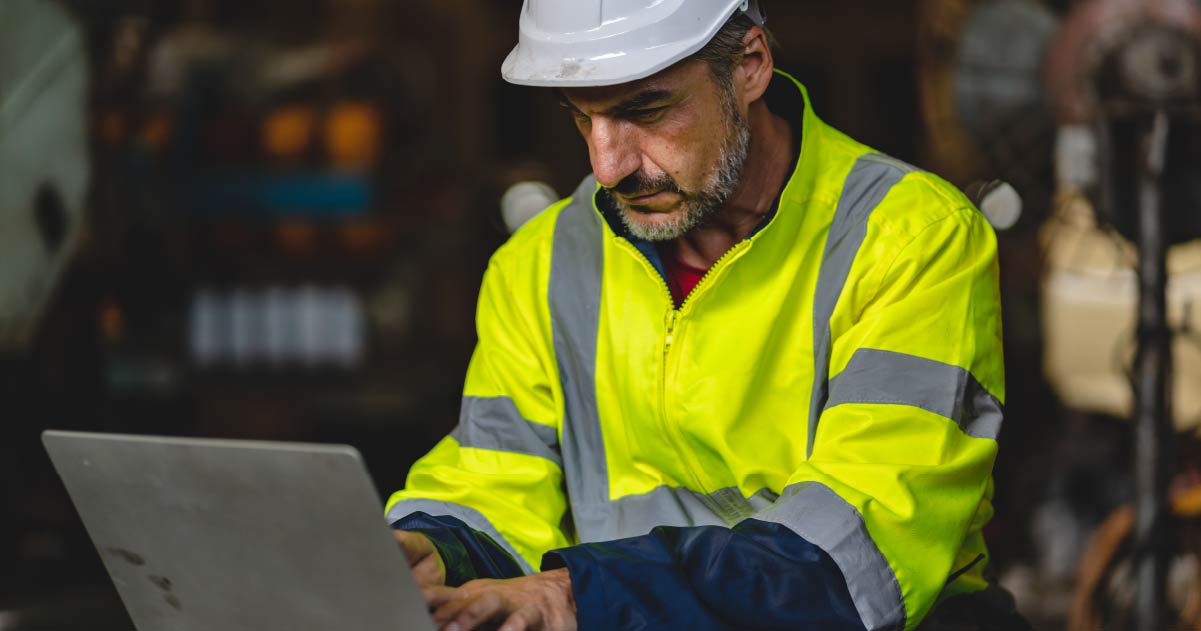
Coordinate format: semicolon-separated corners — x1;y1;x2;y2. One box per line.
99;298;125;343
325;101;381;170
262;105;317;161
338;220;387;253
97;110;127;145
142;112;172;150
275;221;319;256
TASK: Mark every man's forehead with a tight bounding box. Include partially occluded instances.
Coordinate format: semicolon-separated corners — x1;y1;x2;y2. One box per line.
560;60;707;110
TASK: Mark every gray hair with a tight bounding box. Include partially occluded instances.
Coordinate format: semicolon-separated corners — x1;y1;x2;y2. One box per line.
688;8;776;90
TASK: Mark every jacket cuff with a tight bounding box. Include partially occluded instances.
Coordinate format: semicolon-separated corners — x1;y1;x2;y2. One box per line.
392;512;477;586
542;547;610;631
391;511;524;585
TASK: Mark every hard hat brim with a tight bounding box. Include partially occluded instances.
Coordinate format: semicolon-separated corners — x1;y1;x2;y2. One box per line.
501;39;702;88
501;0;757;88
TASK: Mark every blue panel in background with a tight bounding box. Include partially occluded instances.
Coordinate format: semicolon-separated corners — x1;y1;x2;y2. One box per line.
189;172;372;219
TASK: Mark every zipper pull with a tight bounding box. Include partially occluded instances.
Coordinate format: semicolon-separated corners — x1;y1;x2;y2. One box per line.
665;311;678;348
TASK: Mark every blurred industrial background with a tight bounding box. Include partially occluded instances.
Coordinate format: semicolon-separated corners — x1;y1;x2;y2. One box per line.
3;0;1201;629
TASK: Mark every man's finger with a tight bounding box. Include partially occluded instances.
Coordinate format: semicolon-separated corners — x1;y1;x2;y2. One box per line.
432;594;475;627
441;591;505;631
498;605;544;631
412;554;443;586
422;584;461;608
393;530;431;565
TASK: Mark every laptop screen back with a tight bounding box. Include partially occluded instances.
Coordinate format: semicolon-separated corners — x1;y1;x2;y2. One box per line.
43;431;434;631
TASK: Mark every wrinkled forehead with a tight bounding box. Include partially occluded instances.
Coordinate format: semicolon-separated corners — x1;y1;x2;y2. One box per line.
559;59;714;112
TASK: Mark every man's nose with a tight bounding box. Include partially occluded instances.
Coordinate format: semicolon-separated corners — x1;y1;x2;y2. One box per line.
588;119;640;189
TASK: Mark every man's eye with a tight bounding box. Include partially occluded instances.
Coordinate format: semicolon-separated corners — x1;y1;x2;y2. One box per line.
562;107;588;123
632;107;667;122
558;103;589;124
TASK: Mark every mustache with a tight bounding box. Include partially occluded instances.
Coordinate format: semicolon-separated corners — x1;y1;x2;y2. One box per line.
610;171;682;199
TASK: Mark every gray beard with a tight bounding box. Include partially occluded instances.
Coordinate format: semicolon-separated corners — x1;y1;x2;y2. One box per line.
608;108;752;242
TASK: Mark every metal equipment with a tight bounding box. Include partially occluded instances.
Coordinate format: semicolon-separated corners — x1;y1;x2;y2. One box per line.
0;0;90;353
1045;1;1201;628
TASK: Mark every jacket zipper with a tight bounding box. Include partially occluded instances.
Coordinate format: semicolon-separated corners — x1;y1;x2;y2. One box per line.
677;240;752;313
667;241;753;493
611;241;704;493
620;238;755;495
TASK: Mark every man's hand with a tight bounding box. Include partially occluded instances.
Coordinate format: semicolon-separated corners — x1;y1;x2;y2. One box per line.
393;530;446;587
422;569;577;631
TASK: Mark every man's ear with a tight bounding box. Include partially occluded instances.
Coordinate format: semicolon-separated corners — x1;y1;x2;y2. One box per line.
736;26;775;109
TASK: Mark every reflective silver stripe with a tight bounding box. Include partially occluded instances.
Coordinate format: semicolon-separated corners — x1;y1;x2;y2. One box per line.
756;482;906;631
827;348;1003;440
549;176;610;521
574;485;780;542
452;396;562;465
385;498;536;575
808;154;916;458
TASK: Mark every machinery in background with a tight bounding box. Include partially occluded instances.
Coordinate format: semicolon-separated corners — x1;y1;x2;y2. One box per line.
80;4;499;424
1;3;510;627
1043;0;1201;433
0;4;118;627
918;0;1059;214
919;0;1201;628
1042;1;1201;628
0;0;90;354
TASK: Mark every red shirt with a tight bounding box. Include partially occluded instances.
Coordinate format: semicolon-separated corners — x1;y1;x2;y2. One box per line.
662;249;709;309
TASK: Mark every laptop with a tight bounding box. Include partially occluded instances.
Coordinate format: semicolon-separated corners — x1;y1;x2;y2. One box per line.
42;430;436;631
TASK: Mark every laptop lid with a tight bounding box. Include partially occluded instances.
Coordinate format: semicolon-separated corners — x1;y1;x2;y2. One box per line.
43;430;435;631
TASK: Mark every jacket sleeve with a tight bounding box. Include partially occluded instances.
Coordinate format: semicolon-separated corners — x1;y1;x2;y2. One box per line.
546;199;1003;631
775;201;1004;630
544;520;866;631
385;233;572;577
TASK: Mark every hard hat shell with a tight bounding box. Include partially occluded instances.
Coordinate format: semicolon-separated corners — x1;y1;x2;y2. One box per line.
502;0;766;87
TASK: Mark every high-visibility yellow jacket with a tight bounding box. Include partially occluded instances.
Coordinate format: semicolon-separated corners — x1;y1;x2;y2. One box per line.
387;71;1004;631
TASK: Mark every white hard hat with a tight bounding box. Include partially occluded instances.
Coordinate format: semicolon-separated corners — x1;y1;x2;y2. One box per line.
502;0;767;88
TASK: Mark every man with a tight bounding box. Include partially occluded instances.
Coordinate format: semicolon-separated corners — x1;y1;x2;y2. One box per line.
387;2;1025;630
